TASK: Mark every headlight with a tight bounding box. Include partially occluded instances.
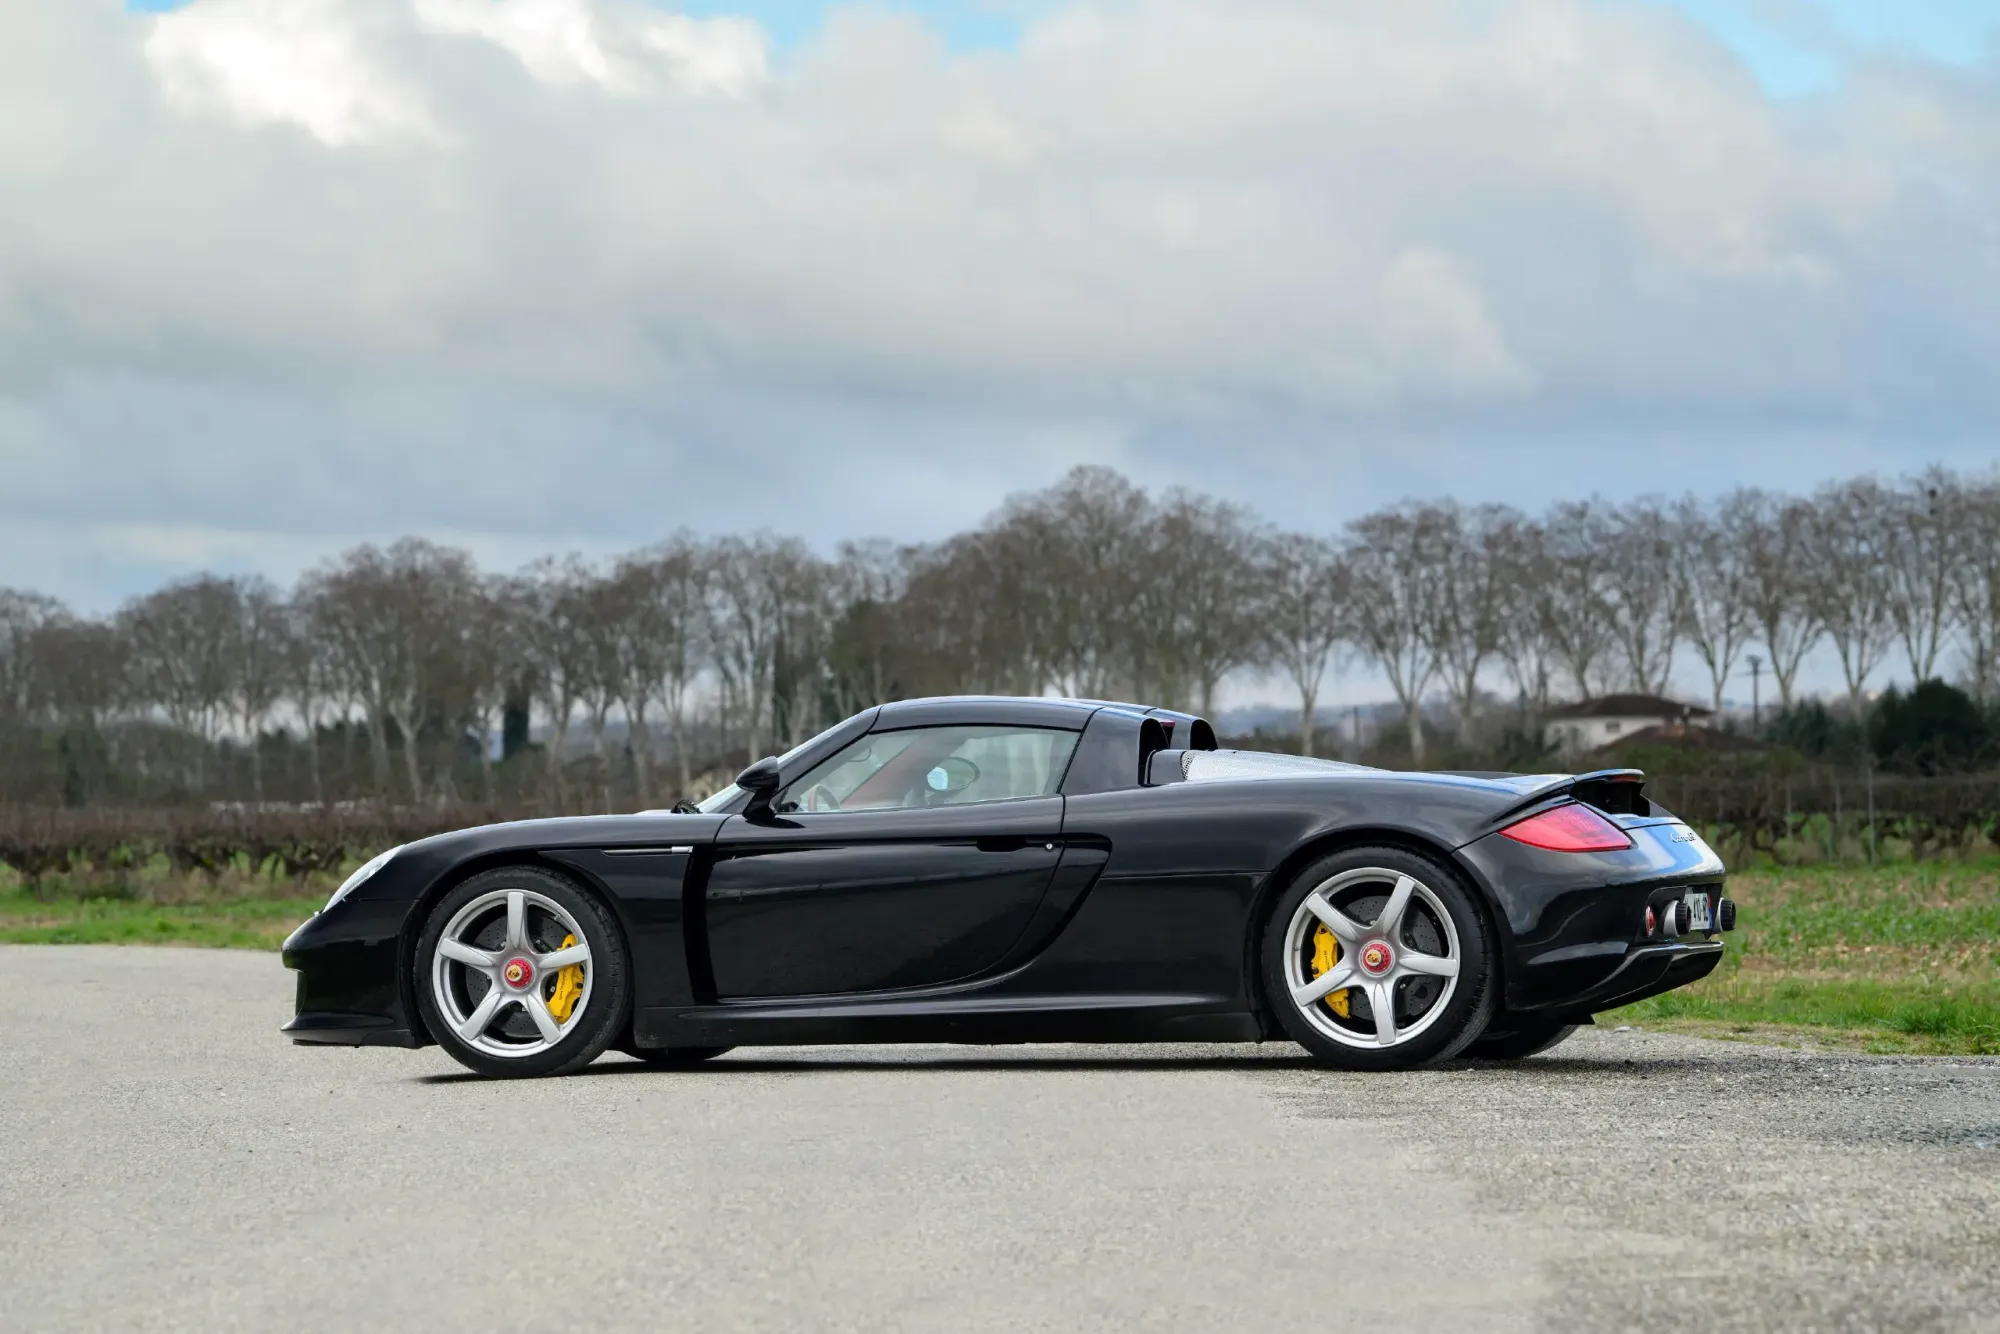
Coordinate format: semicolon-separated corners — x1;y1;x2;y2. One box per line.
325;845;403;911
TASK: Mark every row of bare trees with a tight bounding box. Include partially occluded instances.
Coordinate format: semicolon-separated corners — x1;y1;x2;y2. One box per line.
4;464;1999;806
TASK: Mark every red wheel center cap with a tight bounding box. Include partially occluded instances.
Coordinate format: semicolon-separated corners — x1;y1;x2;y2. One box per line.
502;958;534;989
1359;940;1395;976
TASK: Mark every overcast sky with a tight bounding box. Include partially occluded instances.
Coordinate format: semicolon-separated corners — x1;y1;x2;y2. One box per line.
4;1;1998;702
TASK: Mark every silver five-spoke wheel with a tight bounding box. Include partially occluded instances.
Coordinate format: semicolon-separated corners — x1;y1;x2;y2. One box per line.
1283;866;1462;1050
430;888;595;1060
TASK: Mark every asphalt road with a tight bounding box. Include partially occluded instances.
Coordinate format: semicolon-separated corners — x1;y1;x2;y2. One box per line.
2;947;1996;1333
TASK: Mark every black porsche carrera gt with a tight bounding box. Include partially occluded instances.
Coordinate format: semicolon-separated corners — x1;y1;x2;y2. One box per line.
283;695;1733;1077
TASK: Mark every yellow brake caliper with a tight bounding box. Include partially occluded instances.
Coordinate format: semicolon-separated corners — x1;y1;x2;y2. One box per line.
1310;924;1352;1018
546;933;585;1023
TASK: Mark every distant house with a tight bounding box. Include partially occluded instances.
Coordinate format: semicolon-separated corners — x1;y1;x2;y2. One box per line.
1542;694;1714;755
1588;720;1769;758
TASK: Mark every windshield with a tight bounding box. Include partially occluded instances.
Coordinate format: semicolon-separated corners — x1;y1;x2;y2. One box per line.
694;784;743;814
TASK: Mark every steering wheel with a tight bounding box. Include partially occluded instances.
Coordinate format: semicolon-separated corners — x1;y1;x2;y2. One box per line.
798;783;843;813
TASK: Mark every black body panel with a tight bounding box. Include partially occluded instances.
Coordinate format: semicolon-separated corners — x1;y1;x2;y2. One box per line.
1060;708;1162;796
282;812;730;1045
704;800;1065;997
1457;818;1727;1011
543;847;701;1009
281;696;1732;1056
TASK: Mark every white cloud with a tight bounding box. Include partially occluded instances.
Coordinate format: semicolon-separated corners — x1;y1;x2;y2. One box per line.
412;0;767;96
1378;249;1531;400
1;0;1996;612
633;12;768;98
144;0;442;147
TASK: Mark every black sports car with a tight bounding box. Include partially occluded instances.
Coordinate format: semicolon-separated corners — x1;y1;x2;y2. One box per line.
282;695;1733;1077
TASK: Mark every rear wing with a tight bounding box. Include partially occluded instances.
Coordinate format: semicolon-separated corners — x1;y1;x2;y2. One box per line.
1482;768;1652;827
1570;769;1651;816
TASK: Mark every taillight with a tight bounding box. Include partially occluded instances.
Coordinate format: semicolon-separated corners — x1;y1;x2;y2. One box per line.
1499;803;1634;853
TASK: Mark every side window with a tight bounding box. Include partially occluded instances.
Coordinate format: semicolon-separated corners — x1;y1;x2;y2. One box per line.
779;726;1080;813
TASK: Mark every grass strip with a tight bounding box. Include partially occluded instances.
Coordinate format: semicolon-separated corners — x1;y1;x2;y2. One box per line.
0;893;322;949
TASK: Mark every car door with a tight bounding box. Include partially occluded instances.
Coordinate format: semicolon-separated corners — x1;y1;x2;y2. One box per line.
702;724;1079;998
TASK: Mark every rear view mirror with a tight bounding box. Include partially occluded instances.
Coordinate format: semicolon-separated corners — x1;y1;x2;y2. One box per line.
925;756;979;795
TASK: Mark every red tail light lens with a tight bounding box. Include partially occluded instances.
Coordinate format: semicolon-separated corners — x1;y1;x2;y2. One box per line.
1499;803;1633;853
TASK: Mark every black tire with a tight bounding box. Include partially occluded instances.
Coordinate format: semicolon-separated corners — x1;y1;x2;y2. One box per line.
1465;1022;1578;1061
1260;844;1497;1071
618;1044;735;1067
415;865;630;1079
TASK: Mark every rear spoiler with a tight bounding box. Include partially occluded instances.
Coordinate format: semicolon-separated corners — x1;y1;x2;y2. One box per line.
1571;768;1650;815
1486;768;1652;826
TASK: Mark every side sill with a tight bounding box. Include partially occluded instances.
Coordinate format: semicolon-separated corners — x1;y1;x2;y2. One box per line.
283;1013;424;1048
637;997;1258;1048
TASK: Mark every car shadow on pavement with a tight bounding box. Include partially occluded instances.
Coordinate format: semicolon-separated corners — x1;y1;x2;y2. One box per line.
415;1052;1325;1082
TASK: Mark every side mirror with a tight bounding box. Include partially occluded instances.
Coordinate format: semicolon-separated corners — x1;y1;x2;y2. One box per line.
735;756;783;819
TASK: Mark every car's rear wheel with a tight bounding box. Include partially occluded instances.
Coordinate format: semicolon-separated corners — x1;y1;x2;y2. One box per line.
1261;845;1496;1071
1465;1021;1578;1060
415;865;628;1079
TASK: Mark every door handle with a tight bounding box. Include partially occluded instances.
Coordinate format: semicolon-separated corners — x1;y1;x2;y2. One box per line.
974;836;1028;853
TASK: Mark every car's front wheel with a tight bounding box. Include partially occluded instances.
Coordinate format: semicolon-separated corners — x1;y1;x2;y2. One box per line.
1261;846;1496;1071
415;866;629;1079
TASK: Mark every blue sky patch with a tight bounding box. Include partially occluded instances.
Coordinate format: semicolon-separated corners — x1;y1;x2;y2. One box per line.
1654;0;1996;97
678;0;1031;51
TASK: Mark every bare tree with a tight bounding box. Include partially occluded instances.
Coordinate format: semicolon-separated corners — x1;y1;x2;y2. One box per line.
630;537;711;798
301;540;480;804
117;575;241;794
603;545;699;806
1010;467;1150;700
25;613;125;804
0;589;64;727
897;528;1041;699
1539;500;1618;701
1344;506;1445;764
281;601;335;804
1805;480;1896;707
568;565;626;806
1147;491;1264;716
1488;517;1556;719
1881;467;1963;684
438;575;516;803
515;556;596;804
770;548;837;749
33;616;124;724
1673;491;1757;714
824;539;907;721
1954;476;2000;702
1427;504;1512;740
1601;498;1684;695
707;535;810;762
1255;533;1348;755
1738;490;1822;710
226;577;290;802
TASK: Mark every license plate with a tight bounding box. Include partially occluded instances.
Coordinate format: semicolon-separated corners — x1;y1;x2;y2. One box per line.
1683;890;1713;932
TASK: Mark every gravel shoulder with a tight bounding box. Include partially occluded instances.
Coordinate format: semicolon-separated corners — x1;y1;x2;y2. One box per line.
1;946;1995;1333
